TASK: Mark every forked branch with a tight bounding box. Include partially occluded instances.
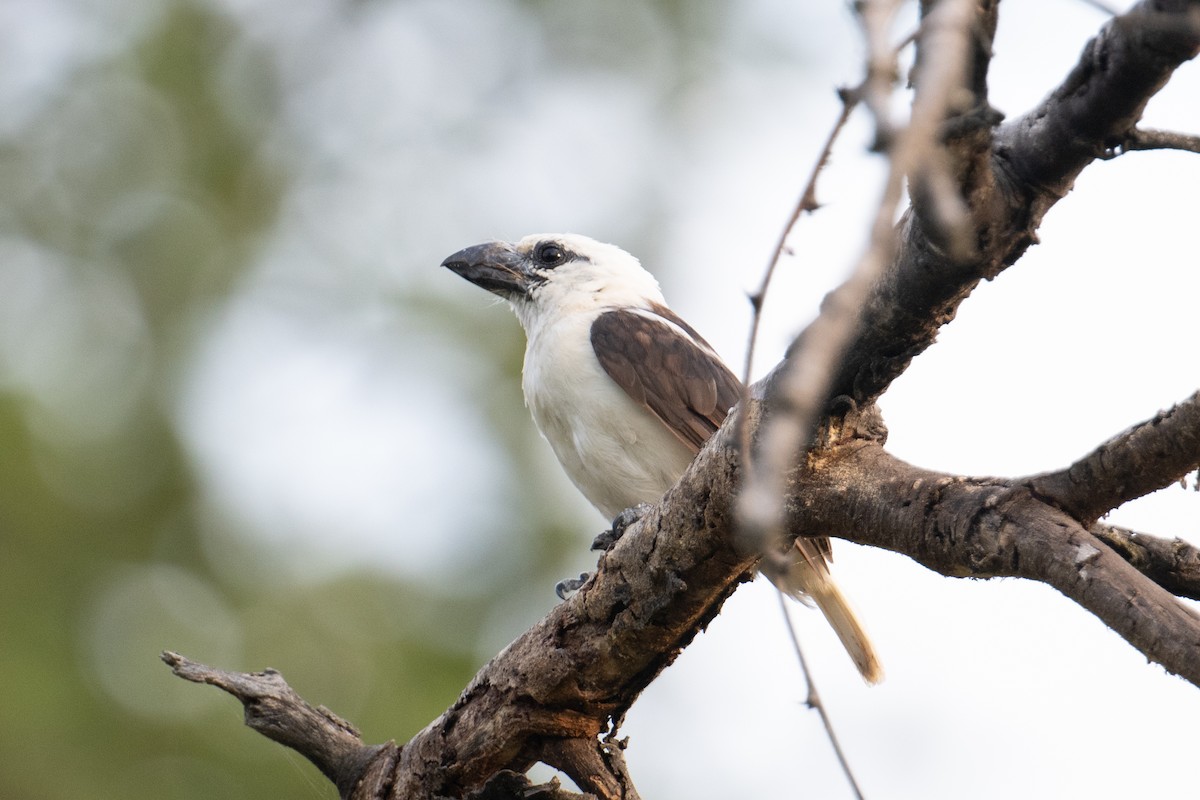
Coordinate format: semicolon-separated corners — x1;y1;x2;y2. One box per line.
788;433;1200;685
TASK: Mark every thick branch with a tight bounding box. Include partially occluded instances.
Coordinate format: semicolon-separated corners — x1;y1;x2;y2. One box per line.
162;417;754;799
821;0;1200;407
788;444;1200;684
164;399;1200;797
167;402;1200;799
389;421;755;798
1024;391;1200;524
994;1;1200;196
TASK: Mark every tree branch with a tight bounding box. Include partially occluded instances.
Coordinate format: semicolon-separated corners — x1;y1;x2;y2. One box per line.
823;0;1200;407
995;2;1200;196
384;426;755;799
742;85;859;395
1091;522;1200;600
165;395;1200;797
777;594;865;800
533;737;640;800
741;0;985;560
465;771;592;800
1024;391;1200;524
787;443;1200;684
1104;126;1200;157
160;652;393;798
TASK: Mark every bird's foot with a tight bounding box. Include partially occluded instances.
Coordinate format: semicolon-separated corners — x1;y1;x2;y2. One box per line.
555;572;591;600
591;503;653;551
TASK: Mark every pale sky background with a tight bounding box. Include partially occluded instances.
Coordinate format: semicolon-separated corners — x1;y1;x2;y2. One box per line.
5;1;1198;798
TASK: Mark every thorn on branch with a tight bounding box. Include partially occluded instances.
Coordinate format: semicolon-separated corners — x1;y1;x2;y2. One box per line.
777;595;866;800
740;76;861;391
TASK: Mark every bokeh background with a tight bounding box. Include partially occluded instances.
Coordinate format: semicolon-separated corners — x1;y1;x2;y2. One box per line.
2;1;1198;798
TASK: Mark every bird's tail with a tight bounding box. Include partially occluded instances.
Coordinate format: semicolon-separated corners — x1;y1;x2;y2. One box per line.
774;543;883;685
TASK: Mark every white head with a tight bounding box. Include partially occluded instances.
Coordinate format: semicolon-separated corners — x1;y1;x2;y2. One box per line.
441;233;665;329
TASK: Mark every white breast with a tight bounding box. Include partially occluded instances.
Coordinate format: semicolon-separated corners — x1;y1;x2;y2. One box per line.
520;308;695;520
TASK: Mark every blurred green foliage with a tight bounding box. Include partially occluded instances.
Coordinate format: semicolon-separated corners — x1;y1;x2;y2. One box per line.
0;0;748;796
9;8;407;800
0;1;744;797
1;3;304;797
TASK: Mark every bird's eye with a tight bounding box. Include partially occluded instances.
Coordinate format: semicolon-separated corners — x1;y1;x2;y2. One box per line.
534;242;567;267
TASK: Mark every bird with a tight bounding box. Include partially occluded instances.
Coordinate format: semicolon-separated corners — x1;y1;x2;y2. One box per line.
442;233;882;684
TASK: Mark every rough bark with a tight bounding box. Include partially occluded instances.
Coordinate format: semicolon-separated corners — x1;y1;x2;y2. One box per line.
1090;523;1200;601
1025;391;1200;524
787;431;1200;686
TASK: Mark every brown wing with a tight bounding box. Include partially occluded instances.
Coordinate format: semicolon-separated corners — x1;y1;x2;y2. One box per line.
594;308;836;571
590;307;743;454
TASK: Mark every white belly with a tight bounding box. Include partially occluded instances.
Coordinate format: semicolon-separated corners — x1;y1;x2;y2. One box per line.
521;321;694;520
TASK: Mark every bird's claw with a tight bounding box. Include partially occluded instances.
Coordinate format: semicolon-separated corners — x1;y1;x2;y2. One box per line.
591;503;652;551
555;572;591;600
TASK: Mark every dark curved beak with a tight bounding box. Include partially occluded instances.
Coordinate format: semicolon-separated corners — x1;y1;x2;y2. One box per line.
441;241;533;298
